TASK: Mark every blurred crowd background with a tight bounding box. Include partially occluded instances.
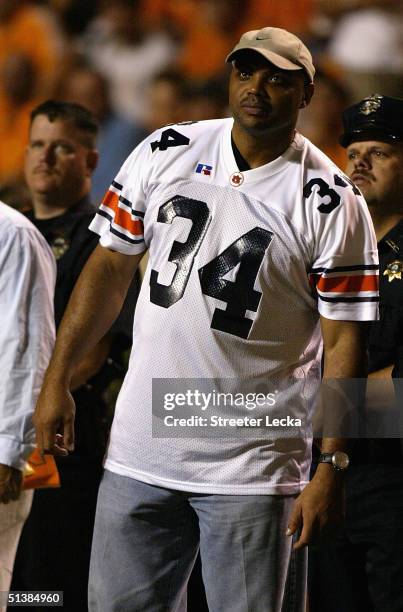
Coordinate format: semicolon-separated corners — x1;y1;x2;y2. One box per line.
1;0;403;209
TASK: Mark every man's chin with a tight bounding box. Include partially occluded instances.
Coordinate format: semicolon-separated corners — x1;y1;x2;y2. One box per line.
238;116;274;135
29;179;57;193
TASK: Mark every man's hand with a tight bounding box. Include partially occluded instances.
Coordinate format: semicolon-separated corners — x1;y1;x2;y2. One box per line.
33;379;76;456
0;464;23;504
286;464;344;549
32;246;144;456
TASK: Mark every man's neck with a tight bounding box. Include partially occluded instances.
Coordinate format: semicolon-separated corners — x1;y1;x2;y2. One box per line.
231;124;295;169
369;207;403;241
31;192;88;220
32;200;69;220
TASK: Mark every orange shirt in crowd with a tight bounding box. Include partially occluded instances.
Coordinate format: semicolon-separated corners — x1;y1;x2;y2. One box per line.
242;0;314;36
141;0;239;79
0;3;62;184
143;0;314;80
144;0;314;35
0;98;37;185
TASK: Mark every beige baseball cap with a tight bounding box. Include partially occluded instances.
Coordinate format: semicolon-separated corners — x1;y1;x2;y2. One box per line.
226;27;315;83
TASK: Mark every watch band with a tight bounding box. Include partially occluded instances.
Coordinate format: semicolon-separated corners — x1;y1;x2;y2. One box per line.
318;453;333;464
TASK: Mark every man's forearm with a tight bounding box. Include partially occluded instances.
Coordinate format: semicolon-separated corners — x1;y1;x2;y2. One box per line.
320;317;369;452
288;319;369;548
70;334;113;391
46;245;144;386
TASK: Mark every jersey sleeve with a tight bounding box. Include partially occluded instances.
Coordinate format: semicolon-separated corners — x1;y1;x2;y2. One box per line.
308;184;379;321
89;137;152;255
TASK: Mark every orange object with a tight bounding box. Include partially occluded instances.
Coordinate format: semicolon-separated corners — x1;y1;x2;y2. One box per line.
0;4;62;95
0;4;63;183
241;0;314;36
0;97;35;184
22;448;60;490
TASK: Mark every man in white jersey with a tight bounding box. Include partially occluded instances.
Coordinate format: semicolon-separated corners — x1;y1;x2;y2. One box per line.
34;28;378;611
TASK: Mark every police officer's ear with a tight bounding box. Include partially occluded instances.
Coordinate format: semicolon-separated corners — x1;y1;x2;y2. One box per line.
300;82;314;109
86;149;99;175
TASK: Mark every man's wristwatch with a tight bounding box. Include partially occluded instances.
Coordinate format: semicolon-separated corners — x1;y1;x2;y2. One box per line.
318;451;350;471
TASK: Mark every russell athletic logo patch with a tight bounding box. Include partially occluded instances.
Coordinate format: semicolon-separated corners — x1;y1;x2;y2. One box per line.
196;163;213;176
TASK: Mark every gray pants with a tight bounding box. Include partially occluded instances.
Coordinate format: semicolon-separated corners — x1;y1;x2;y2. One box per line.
88;470;306;612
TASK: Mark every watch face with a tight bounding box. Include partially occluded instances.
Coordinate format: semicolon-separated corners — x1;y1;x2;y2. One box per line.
332;451;350;470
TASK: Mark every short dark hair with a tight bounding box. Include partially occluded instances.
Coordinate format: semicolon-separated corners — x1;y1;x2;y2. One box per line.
30;99;99;147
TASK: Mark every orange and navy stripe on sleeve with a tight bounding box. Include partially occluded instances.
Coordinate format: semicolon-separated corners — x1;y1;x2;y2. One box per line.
95;180;144;245
309;264;379;304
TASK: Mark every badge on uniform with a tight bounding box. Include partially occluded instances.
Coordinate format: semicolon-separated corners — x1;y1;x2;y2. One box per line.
383;260;403;282
51;236;70;260
359;94;383;116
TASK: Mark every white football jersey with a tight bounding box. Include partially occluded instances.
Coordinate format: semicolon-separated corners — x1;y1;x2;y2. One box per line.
90;118;378;494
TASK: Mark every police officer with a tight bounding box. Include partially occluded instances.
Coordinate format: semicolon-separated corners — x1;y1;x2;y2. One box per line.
309;95;403;612
11;100;138;612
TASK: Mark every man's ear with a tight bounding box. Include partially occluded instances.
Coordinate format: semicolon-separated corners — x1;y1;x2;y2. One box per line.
300;82;314;109
86;149;99;174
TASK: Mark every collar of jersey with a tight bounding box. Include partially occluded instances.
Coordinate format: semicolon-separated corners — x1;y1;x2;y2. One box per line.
222;118;304;183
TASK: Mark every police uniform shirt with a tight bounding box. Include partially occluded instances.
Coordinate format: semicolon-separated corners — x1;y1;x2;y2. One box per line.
365;219;403;463
26;196;98;328
26;196;138;459
369;219;403;377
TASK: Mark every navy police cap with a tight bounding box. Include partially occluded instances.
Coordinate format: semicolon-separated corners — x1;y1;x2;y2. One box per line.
339;94;403;148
